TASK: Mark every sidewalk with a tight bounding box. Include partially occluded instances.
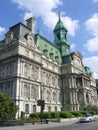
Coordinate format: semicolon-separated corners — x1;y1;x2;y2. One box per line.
22;118;78;130
0;116;97;130
0;119;78;130
22;121;76;130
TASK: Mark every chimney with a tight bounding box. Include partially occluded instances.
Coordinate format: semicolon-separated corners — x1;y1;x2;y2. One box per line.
26;17;35;33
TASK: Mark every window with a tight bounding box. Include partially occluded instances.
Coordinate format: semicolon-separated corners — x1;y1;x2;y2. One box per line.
55;107;57;111
33;105;36;112
50;53;53;59
31;67;35;78
28;37;32;45
25;104;29;114
24;64;28;76
48;106;51;112
46;90;50;101
31;86;35;99
55;56;58;62
43;50;47;56
53;92;56;101
57;33;60;40
0;84;3;92
24;84;30;98
52;77;55;86
46;75;49;84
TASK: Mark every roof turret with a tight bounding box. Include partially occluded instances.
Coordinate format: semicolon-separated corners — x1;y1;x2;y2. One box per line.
54;12;67;32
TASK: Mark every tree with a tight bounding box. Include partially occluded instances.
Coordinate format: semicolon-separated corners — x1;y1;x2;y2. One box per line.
0;92;18;120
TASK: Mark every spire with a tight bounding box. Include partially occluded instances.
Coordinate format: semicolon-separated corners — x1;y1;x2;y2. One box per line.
53;11;70;56
53;12;67;32
58;11;60;21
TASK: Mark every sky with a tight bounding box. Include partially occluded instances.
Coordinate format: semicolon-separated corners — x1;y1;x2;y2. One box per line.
0;0;98;79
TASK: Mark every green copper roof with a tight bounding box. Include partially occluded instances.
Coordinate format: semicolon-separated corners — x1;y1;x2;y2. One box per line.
35;33;62;64
54;12;67;32
84;66;92;75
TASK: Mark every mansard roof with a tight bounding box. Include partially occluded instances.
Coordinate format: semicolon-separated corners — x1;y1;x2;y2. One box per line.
35;33;62;64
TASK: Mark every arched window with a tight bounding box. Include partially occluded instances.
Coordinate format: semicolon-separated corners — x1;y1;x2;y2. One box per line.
53;92;56;101
48;106;51;112
24;83;30;98
57;33;60;40
43;50;47;56
55;107;57;111
25;104;29;114
31;86;35;99
24;64;28;76
46;75;49;84
46;90;50;101
31;67;35;78
52;77;55;86
33;105;36;112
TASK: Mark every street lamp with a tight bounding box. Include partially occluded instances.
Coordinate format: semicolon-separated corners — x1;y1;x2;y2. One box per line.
37;82;45;124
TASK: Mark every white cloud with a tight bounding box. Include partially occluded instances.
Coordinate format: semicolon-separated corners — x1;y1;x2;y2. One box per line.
0;26;6;39
62;16;79;36
84;13;98;51
84;37;98;52
85;13;98;37
93;0;98;2
83;56;98;79
70;43;76;51
11;0;79;36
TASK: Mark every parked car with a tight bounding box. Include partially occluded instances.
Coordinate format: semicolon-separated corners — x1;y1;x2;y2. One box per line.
79;114;96;123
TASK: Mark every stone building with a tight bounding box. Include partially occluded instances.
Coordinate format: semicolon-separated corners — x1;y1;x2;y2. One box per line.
96;79;98;95
0;15;97;118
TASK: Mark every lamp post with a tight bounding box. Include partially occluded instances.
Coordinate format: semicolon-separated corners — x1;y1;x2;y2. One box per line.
37;82;45;124
40;83;43;124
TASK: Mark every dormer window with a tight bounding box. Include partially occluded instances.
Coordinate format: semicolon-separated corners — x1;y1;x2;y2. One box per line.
55;56;59;62
50;53;53;59
5;31;14;45
43;49;47;57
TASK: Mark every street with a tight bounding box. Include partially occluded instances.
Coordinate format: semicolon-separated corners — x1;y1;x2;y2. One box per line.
0;119;98;130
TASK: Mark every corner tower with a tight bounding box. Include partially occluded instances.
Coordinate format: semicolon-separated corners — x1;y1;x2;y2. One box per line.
53;12;70;56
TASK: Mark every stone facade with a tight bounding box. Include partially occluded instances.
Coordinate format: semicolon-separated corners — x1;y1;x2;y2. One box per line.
0;16;97;118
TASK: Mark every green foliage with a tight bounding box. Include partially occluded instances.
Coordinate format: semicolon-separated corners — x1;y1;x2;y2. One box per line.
0;92;18;120
71;111;83;117
42;112;51;119
80;110;89;116
60;111;73;118
29;110;96;122
89;111;96;115
50;112;60;119
29;112;40;119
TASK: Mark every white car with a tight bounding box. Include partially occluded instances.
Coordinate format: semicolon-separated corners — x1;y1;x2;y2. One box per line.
79;114;96;123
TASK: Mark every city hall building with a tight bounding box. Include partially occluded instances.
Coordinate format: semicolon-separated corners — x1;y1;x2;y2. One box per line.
0;15;97;118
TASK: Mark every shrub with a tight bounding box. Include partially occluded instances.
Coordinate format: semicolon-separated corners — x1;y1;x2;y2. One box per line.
29;112;40;119
50;112;60;119
89;111;96;115
60;111;73;118
71;111;83;117
42;112;51;119
80;110;89;116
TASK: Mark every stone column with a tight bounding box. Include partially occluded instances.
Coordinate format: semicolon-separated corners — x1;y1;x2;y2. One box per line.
38;67;41;81
83;91;87;104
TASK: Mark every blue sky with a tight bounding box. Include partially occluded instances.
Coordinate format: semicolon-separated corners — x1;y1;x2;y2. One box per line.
0;0;98;79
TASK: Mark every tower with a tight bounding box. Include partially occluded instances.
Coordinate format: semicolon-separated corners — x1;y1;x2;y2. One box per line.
53;12;70;57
